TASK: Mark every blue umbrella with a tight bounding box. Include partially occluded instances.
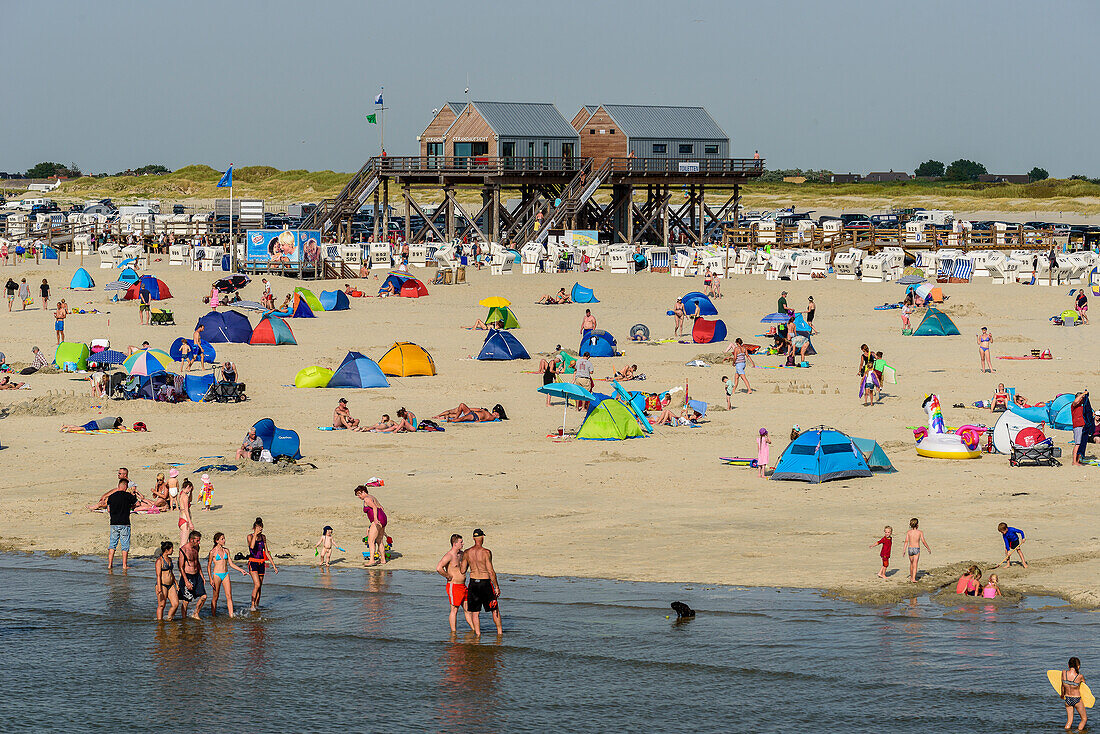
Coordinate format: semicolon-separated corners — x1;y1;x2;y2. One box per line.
538;382;598;436
88;349;126;365
760;312;791;323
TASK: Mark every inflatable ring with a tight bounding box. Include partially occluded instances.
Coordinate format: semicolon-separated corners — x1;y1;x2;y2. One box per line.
630;323;650;341
957;428;980;450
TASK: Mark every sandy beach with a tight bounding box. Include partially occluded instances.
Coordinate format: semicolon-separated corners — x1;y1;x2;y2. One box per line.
1;254;1098;605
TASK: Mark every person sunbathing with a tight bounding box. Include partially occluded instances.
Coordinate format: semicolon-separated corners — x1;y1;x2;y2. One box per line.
379;281;397;297
536;288;570;305
432;403;508;422
333;398;360;429
992;383;1009;411
1014;394;1029;408
0;376;25;389
372;408;418;433
62;416;124;432
469;318;503;330
650;406;696;427
356;414;396;432
613;364;638;381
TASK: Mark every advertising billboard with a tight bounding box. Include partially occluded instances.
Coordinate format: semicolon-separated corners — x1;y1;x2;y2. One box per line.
245;229;322;264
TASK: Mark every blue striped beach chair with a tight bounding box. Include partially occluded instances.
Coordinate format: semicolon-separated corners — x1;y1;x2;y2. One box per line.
950;258;974;282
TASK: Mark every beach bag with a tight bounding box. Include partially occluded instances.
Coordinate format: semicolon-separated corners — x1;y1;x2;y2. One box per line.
63;361;77;372
132;422;147;432
259;449;273;463
250;448;263;461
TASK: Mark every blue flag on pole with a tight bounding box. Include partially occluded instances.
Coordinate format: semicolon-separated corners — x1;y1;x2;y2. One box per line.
217;166;232;188
374;92;383;105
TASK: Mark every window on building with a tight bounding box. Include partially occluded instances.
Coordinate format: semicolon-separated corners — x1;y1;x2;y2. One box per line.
590;129;595;134
704;144;719;155
679;143;694;155
610;128;615;134
652;143;667;154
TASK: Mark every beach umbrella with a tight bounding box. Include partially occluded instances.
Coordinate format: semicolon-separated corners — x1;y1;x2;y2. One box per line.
538;382;597;437
897;275;926;285
233;300;266;311
213;274;251;293
123;349;172;376
103;281;129;291
760;312;791;323
87;349;127;366
479;296;511;308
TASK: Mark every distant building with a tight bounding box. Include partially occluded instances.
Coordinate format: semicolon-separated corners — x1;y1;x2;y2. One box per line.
978;174;1030;184
831;173;862;184
864;171;911;183
571;105;729;165
27;178;62;192
417;101;578;163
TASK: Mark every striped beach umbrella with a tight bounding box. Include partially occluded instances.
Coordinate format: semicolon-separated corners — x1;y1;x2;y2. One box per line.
123;349;172;376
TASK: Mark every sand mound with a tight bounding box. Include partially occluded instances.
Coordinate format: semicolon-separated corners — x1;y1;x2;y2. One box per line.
2;393;99;418
234;459;312;476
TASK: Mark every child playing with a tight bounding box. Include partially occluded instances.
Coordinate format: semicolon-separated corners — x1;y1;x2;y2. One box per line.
964;568;982;596
982;574;1001;598
316;525;336;568
207;532;248;617
901;301;912;331
956;565;978;594
199;473;214;511
757;428;771;479
722;376;733;410
995;522;1028;568
903;517;931;583
869;526;892;579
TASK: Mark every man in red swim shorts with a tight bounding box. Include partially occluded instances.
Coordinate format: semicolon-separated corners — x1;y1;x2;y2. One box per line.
436;533;473;633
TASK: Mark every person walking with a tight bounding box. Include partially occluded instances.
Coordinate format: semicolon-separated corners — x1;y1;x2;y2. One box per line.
245;518;278;611
178;530;208;619
1071;390;1093;466
39;278;50;310
903;518;931;583
17;278;29;311
207;532;248;617
725;338;754;394
5;278;17;311
462;528;502;636
354;486;388;566
106;479;137;570
805;296;817;334
1059;657;1088;731
436;534;474;633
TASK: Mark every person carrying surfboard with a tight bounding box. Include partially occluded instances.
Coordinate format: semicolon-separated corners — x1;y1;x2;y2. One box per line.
1056;658;1088;731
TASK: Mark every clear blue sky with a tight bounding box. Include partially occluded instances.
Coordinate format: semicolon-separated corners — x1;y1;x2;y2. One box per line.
3;0;1095;176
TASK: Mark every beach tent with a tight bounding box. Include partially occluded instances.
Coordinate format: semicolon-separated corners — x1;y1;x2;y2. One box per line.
319;290;351;311
485;305;520;329
379;272;428;298
293;287;324;313
53;341;89;370
400;278;428;298
250;315;297;345
907;283;944;303
290;293;316;318
378;342;436;377
912;307;960;336
477;329;530;360
195;310;252;343
771;427;872;483
992;411;1042;454
170;337;217;365
124;275;172;301
69;268;95;290
570;283;599;303
252;417;302;460
851;437;897;473
294;365;334;388
327;351;390;388
184;373;216;402
680;291;718;317
43;247;58;260
580;329;619;357
692;318;727;344
118;267;140;284
577;398;645;440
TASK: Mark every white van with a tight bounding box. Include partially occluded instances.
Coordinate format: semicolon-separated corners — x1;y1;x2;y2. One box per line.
910;210;954;226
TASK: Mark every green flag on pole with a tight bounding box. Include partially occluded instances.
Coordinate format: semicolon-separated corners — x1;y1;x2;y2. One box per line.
366;114;377;124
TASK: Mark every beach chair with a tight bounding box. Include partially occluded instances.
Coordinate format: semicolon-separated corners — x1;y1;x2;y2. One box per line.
985;252;1015;284
521;242;543;274
647;246;670;272
949;257;974;283
750;248;770;275
97;244;122;268
765;251;792;280
1059;254;1089;284
369;241;391;270
671;251;691;277
936;259;953;283
168;244;191;267
860;254;889;283
732;248;756;275
407;243;426;267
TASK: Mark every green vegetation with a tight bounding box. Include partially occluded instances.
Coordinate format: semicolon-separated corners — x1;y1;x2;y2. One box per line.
944;159;987;181
25;161;81;178
914;160;945;178
1029;167;1049;183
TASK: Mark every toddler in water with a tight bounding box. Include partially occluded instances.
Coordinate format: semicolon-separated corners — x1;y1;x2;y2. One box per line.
870;526;892;579
757;428;771;478
315;526;335;568
199;473;214;510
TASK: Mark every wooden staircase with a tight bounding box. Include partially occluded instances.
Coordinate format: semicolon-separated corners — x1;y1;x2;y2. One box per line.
301;157;381;234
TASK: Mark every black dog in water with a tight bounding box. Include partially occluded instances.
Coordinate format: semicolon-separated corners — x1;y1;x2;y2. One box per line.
671;601;695;618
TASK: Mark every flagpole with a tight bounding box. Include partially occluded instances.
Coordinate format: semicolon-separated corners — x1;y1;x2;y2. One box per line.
229;172;234;271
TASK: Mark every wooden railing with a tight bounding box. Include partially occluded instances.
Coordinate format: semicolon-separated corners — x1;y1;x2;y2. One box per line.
379;156;584;175
719;224;1063;251
608;158;766;176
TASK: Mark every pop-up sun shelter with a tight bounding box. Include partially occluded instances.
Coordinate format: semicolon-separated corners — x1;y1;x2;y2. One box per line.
69;268;95;290
118;267;140;284
379;272;428;298
293;287;324;313
53;341;90;370
377;342;436;377
692;318;727;344
485;305;519;329
580;329;619;357
252;417;302;460
680;291;718;316
912;307;960;336
771;426;872;483
319;290;351;311
290;293;316;318
477;329;530;360
250;315;296;345
196;311;252;343
570;283;599;303
327;351;390;388
124;275;172;300
851;437;897;473
170;337;217;365
294;365;334;388
577;398;646;440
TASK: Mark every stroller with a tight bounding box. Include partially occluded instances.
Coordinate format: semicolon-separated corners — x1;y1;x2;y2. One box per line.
110;373;140;400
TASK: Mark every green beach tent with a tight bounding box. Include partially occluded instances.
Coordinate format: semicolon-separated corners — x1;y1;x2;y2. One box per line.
851;437;897;473
485;306;519;329
294;287;324;314
912;307;960;336
577;399;645;440
294;365;334;388
53;342;90;370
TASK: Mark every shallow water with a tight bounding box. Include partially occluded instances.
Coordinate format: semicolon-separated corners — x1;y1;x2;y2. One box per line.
1;553;1096;732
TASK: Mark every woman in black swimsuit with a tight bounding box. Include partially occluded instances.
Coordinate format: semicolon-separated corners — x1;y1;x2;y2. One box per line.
155;541;179;620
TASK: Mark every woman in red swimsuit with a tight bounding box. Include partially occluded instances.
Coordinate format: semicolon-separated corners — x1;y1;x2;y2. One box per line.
354;486;388;566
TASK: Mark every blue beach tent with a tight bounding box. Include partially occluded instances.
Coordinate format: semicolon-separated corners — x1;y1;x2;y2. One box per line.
477;329;530;360
252;417;302;460
196;310;253;344
327;351;390;388
771;427;872;483
580;329;619;357
43;247;59;260
570;283;599;303
319;290;351;311
184;374;216;402
69;267;95;289
680;291;718;317
118;267;140;283
170;337;217;365
912;307;960;336
290;295;316;318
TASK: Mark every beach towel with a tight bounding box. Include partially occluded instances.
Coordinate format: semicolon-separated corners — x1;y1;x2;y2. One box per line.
858;370;881;398
61;427;141;434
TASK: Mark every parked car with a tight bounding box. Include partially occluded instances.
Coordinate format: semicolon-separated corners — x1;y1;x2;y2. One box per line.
871;214;899;228
172;204;185;215
841;213;872;228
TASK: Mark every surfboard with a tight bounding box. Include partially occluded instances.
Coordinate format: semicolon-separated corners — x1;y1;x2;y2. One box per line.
1048;670;1095;708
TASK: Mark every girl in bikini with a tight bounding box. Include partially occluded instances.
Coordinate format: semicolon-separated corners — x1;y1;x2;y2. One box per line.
177;479;194;549
154;541;179;620
207;532;248;617
1061;657;1087;731
246;518;278;611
